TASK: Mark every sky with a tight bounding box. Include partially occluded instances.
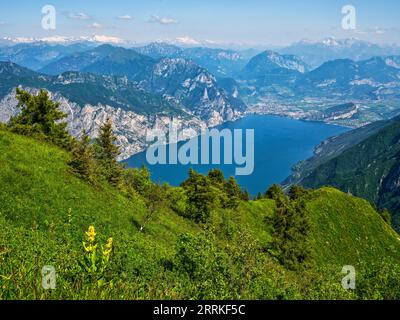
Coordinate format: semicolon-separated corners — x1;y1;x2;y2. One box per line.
0;0;399;46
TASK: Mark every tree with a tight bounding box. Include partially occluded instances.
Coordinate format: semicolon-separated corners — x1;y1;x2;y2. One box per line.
208;169;225;186
224;176;242;209
140;184;168;232
68;131;96;182
265;184;286;204
96;118;122;186
270;199;311;270
9;88;71;147
288;185;308;201
181;169;220;223
121;166;152;196
241;190;250;201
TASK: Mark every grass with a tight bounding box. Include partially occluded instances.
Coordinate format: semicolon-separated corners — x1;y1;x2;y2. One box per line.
1;129;400;299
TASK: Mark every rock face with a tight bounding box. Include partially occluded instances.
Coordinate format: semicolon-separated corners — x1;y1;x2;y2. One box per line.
0;60;248;159
0;88;208;160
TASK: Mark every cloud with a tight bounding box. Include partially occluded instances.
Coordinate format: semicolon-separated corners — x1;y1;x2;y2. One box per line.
117;15;133;20
66;12;91;20
88;22;102;29
148;15;178;25
0;21;7;26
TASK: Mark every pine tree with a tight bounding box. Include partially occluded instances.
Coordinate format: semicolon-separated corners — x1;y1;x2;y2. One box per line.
265;184;286;204
181;169;220;222
9;88;71;147
96;118;122;186
288;185;308;200
270;198;311;270
68;131;96;182
224;176;242;209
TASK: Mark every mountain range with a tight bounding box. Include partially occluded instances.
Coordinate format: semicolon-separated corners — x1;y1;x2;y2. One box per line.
1;39;400;158
279;38;400;68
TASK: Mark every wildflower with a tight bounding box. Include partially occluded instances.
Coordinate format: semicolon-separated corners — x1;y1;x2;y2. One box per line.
85;225;96;242
103;237;113;256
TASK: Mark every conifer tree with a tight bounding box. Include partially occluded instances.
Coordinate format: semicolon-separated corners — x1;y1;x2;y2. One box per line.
68;130;96;182
265;184;286;204
224;176;242;209
9;88;71;147
270;198;311;270
96;118;122;186
181;169;220;222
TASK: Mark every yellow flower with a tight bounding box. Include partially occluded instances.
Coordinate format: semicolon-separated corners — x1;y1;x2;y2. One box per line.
85;225;96;242
103;237;113;256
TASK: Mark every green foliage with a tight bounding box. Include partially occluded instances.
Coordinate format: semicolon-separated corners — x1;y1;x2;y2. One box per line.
167;187;188;217
265;184;286;203
8;88;72;148
95;118;123;186
288;185;309;200
270;196;312;270
223;176;243;209
301;118;400;231
379;208;392;225
121;166;152;197
1;130;400;300
68;131;96;182
181;169;221;223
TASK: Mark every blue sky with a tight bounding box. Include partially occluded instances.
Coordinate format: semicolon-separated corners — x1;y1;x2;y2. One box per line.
0;0;399;46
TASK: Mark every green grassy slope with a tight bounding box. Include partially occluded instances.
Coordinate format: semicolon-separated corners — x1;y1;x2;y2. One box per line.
300;117;400;230
1;129;400;299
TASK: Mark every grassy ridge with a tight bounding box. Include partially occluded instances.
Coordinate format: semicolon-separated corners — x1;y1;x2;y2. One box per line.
1;129;400;299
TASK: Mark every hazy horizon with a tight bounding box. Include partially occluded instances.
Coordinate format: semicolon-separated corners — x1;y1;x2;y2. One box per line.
0;0;399;47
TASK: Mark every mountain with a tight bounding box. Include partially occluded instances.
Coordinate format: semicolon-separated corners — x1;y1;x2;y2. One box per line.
0;62;206;159
0;61;246;158
135;57;246;123
280;38;400;68
134;42;184;59
1;129;400;299
295;56;400;100
81;46;155;80
39;44;151;75
181;47;248;78
39;45;247;124
239;50;309;90
134;43;249;77
241;50;309;77
0;35;126;46
0;42;93;71
286;115;400;230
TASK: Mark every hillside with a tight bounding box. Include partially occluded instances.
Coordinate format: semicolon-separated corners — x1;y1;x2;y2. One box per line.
284;117;393;185
1;129;400;299
298;116;400;230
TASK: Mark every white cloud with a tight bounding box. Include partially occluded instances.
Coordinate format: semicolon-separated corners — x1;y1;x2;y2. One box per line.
148;15;178;25
67;12;91;20
117;15;133;20
89;22;102;29
0;21;6;26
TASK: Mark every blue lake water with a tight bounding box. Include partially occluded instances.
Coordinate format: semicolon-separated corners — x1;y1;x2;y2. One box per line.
125;115;349;195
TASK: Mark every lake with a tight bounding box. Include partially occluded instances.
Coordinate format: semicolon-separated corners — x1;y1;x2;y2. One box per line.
125;115;349;195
